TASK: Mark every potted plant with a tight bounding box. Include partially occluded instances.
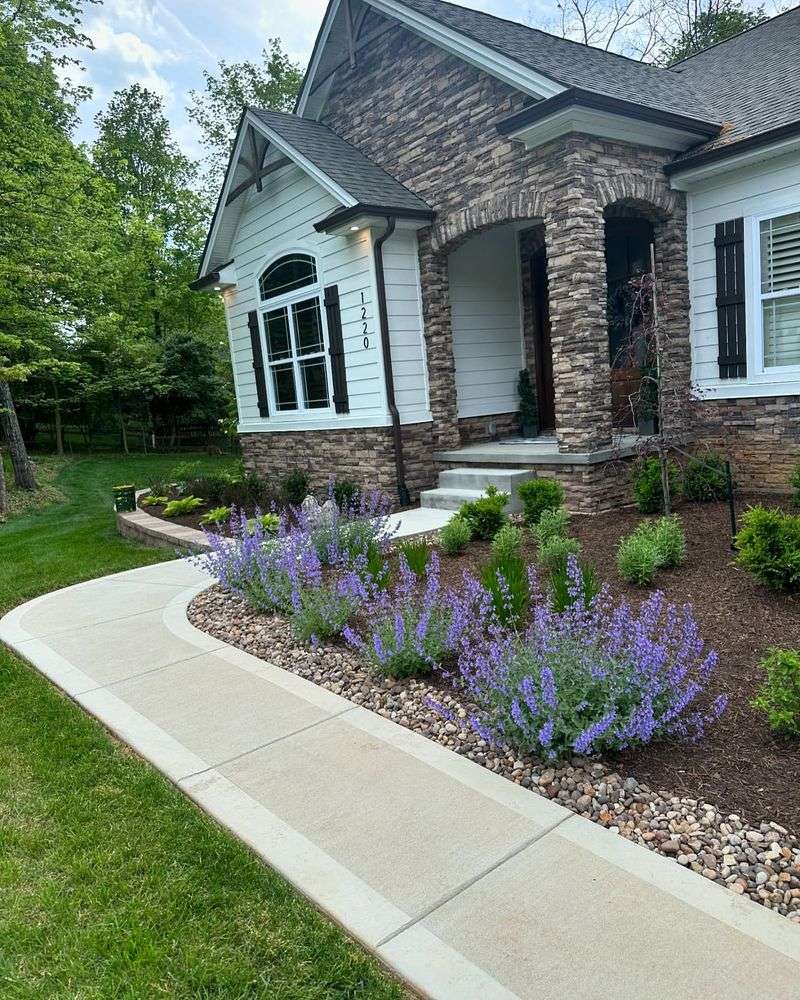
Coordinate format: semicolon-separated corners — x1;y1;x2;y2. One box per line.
518;370;539;439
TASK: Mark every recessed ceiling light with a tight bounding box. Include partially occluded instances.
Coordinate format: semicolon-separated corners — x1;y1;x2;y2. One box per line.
349;225;359;231
213;285;222;291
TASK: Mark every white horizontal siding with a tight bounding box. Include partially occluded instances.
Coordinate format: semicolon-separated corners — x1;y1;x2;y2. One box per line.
380;229;431;425
448;226;524;418
225;163;387;430
688;149;800;397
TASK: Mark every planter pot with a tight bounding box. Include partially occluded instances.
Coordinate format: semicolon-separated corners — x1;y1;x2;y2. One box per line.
112;484;136;513
637;416;656;436
520;420;539;439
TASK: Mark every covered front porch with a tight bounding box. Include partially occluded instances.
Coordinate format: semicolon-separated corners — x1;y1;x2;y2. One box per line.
415;174;688;481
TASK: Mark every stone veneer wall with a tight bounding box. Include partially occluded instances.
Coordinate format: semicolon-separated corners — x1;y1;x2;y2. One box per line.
321;23;690;503
240;423;436;504
695;397;800;492
457;412;520;444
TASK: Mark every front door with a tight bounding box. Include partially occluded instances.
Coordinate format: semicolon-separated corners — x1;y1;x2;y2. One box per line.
605;218;654;429
530;245;556;433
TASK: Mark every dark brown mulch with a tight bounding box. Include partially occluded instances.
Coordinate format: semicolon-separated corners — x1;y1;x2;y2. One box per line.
436;495;800;834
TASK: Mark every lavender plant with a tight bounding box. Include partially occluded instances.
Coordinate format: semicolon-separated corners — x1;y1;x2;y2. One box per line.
290;580;359;645
298;488;394;567
343;552;450;677
443;557;725;759
200;508;321;613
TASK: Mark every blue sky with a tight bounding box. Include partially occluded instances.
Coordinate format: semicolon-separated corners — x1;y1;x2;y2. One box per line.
66;0;555;155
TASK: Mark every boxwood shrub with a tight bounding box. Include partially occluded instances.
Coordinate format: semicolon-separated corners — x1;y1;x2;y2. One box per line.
735;505;800;591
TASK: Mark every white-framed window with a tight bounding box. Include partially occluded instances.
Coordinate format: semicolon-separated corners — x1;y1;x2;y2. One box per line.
755;208;800;372
257;252;332;414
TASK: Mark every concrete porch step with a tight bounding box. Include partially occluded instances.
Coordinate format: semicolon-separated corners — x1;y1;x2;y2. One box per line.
438;466;534;493
419;487;486;511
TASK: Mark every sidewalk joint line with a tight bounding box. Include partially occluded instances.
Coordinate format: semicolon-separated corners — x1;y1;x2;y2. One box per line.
178;707;356;782
75;645;228;696
374;811;572;949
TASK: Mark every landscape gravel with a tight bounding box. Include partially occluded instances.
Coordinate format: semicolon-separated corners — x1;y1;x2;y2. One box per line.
188;584;800;923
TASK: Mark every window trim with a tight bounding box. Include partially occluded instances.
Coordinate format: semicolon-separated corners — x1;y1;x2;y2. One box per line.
255;248;335;419
749;204;800;377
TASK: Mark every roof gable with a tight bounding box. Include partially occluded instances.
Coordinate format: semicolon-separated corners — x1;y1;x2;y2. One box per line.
296;0;719;128
198;109;431;280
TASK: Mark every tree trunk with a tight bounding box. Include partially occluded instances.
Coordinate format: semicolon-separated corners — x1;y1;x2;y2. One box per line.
52;381;64;455
0;380;36;490
0;447;7;516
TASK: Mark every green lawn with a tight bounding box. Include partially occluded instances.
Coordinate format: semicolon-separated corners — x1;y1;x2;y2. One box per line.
0;454;403;1000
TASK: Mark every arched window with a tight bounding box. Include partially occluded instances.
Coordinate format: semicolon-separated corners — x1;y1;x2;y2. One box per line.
259;253;317;301
258;252;330;413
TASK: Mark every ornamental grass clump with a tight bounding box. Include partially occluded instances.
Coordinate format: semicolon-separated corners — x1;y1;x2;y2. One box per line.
439;515;471;556
443;558;725;760
396;538;431;577
343;552;449;678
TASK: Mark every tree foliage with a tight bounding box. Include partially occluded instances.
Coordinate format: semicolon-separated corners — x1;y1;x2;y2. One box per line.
187;38;303;189
662;0;766;64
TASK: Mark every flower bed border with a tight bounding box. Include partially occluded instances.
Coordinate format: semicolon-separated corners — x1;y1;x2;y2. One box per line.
116;490;211;552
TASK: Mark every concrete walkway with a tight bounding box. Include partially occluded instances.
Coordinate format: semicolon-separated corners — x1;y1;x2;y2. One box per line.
2;559;799;1000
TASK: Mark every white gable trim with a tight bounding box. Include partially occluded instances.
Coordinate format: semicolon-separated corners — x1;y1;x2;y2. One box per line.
296;0;564;119
199;110;357;279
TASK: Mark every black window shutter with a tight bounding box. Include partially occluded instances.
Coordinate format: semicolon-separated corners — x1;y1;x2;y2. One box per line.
714;219;747;379
247;310;270;417
324;284;349;414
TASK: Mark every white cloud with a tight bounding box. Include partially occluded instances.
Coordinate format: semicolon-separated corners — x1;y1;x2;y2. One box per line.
88;18;177;103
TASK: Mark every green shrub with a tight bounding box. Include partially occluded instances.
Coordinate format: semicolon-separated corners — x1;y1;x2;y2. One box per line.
549;559;602;612
683;452;728;502
220;471;272;510
290;584;357;645
752;649;800;737
282;469;310;506
439;515;472;556
517;477;565;526
791;463;800;507
538;535;582;572
616;516;687;585
162;496;204;517
647;515;687;568
246;512;279;535
632;457;680;514
491;523;523;561
735;505;800;591
333;479;360;510
397;538;431;577
171;460;202;491
531;506;569;548
480;552;530;627
199;505;232;526
617;531;660;586
457;485;509;540
140;494;168;507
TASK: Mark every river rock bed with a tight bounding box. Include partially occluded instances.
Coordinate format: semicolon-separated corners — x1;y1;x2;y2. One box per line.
188;584;800;922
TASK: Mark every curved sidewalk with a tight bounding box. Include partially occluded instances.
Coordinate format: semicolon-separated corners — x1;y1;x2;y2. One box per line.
2;558;799;1000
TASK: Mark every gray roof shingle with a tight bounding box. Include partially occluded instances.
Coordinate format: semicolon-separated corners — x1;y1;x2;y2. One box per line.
393;0;719;124
251;108;432;214
670;5;800;158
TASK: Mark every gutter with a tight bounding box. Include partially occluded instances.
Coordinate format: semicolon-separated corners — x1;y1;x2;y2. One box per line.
664;119;800;177
373;216;410;507
496;87;721;140
189;260;234;292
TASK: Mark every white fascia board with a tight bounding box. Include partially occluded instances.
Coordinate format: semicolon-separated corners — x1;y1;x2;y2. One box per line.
363;0;564;100
199;121;254;279
669;133;800;191
296;0;343;118
509;106;708;153
246;112;358;208
323;213;430;236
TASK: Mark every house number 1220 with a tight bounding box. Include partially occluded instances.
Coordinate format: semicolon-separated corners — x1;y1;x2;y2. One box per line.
360;292;369;349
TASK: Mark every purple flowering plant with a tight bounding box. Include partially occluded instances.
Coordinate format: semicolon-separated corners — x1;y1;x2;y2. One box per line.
442;556;726;759
343;551;450;677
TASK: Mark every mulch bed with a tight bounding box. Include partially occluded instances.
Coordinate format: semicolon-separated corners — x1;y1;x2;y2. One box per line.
430;494;800;833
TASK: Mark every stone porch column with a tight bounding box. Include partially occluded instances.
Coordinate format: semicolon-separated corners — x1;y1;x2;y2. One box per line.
653;200;691;441
544;182;614;453
417;229;460;451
